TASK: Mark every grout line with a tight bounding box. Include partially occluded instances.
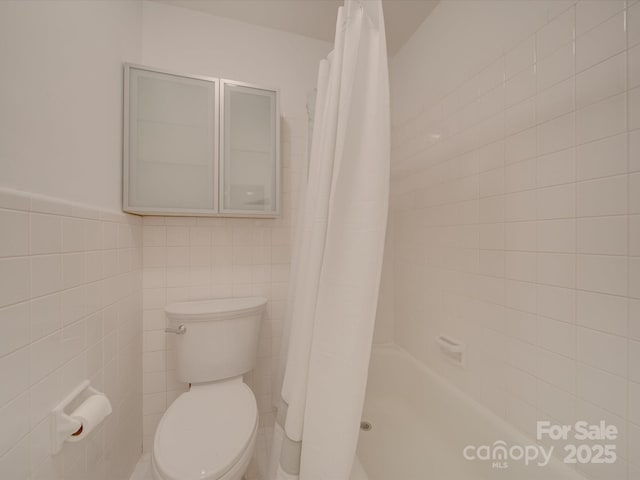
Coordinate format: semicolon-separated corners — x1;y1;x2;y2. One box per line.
533;17;543;424
572;4;580;444
625;5;633;479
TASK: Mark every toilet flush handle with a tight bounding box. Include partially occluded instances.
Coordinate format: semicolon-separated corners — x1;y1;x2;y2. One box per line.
165;325;187;335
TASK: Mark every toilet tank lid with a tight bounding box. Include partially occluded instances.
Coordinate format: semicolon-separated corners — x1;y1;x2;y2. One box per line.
165;297;267;321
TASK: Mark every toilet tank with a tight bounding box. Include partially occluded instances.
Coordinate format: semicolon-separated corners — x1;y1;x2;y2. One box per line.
164;297;266;384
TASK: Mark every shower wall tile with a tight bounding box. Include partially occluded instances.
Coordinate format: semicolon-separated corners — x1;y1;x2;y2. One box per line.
575;12;626;72
628;1;640;48
575;93;626;145
140;116;307;452
390;1;640;477
538;43;576;91
575;52;626;109
537;8;574;59
576;133;627;180
575;0;625;36
0;188;142;480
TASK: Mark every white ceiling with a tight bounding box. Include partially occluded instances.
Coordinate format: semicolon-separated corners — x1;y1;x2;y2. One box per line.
153;0;438;55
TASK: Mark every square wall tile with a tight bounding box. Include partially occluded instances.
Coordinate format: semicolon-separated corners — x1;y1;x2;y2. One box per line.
0;259;30;307
0;303;29;358
628;1;640;48
537;7;574;60
537;78;574;125
576;327;627;377
577;175;627;217
575;0;624;37
576;290;627;336
577;254;627;296
537;316;575;356
537;113;574;156
575;133;627;181
575;52;626;110
577;216;627;255
0;210;28;258
575;93;626;145
575;12;625;72
506;35;536;79
537;43;574;91
576;364;626;417
29;214;61;255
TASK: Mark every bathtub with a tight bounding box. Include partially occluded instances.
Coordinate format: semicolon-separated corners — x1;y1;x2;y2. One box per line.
354;345;587;480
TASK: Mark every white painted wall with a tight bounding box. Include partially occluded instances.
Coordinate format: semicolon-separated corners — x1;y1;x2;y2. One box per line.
0;0;329;209
141;0;332;117
388;2;640;479
0;0;142;212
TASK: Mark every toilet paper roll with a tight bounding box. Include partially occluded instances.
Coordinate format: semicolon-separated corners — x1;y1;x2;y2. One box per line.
68;394;113;441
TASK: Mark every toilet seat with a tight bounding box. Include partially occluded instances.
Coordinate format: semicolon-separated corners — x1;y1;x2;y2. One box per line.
152;380;258;480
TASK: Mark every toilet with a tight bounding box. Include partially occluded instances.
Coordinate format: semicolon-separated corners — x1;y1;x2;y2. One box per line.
152;297;267;480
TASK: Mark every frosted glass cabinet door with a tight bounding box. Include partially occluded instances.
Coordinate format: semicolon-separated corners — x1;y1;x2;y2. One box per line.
221;81;279;215
124;65;218;213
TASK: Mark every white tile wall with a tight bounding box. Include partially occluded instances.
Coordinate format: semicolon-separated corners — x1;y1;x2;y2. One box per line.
140;116;307;456
0;188;142;480
390;1;640;478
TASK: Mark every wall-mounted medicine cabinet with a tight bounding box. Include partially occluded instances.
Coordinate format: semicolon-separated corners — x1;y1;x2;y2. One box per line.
123;64;280;217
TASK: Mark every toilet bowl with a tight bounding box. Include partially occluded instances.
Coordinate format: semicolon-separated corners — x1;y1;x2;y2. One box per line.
152;379;258;480
151;297;266;480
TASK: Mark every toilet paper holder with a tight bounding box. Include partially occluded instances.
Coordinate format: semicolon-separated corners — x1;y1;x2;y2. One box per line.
50;380;112;454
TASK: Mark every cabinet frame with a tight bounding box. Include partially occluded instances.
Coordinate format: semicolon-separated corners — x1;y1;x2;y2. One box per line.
123;64;280;218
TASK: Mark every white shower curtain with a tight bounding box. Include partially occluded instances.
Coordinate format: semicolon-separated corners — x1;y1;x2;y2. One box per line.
269;1;389;479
